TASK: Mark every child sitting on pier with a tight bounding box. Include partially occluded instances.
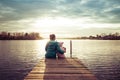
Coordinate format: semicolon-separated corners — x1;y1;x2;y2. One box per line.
57;42;66;59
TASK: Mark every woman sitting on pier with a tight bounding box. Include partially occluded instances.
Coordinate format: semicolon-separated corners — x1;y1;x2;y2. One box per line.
45;34;66;59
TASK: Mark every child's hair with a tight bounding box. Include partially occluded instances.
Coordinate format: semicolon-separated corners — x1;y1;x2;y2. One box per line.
59;42;64;47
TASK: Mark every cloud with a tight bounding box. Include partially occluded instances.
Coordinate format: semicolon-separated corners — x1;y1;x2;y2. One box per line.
0;0;56;21
0;0;120;34
0;0;120;23
79;0;120;23
55;0;120;23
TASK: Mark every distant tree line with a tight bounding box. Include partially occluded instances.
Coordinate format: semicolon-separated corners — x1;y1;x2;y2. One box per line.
80;32;120;40
0;31;120;40
0;31;43;40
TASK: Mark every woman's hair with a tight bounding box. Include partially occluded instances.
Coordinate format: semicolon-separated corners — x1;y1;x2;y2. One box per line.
50;34;56;40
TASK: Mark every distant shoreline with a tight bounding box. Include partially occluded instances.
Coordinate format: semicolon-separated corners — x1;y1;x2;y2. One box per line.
0;38;120;40
0;32;120;40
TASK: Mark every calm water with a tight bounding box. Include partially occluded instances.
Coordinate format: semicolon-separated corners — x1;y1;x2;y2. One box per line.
0;40;120;80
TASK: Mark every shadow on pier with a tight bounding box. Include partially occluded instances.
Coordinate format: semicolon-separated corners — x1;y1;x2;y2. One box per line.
24;58;98;80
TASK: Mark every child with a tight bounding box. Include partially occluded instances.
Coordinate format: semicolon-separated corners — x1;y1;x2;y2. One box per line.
57;42;66;59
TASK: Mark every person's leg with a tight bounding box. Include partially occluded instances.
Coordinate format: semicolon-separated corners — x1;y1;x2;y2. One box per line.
57;53;65;59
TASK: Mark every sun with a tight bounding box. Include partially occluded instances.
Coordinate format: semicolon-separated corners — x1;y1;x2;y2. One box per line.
32;17;76;28
31;17;96;37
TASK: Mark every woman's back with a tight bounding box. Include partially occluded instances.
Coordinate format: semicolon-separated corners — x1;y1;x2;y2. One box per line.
45;41;64;58
45;41;57;58
45;34;65;58
46;41;57;52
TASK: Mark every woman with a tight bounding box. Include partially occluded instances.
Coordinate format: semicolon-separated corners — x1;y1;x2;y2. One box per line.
45;34;65;58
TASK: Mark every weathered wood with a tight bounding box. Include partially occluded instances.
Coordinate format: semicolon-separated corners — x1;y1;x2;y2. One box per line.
24;58;98;80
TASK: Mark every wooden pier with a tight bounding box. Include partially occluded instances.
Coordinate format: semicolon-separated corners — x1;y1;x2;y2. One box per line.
24;58;98;80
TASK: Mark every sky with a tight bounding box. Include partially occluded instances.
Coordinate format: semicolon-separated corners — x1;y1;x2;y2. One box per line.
0;0;120;38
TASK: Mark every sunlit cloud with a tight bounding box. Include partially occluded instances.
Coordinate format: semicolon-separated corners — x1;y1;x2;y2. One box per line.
31;17;93;28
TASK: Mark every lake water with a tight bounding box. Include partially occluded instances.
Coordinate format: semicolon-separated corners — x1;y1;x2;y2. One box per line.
0;40;120;80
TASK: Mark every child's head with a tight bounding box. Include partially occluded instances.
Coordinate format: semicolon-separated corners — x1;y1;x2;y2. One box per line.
59;42;64;47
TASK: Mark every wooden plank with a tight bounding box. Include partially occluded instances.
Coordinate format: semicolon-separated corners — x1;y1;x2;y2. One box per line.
32;67;87;71
25;74;97;80
24;58;98;80
30;68;91;74
36;64;84;68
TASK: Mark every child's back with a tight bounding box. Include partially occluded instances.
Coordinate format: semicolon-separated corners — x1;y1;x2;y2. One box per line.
57;42;66;59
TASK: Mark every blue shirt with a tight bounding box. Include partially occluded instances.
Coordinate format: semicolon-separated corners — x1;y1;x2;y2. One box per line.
45;40;64;58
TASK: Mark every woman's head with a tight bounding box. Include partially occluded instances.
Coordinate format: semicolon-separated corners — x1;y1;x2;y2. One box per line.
50;34;56;40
